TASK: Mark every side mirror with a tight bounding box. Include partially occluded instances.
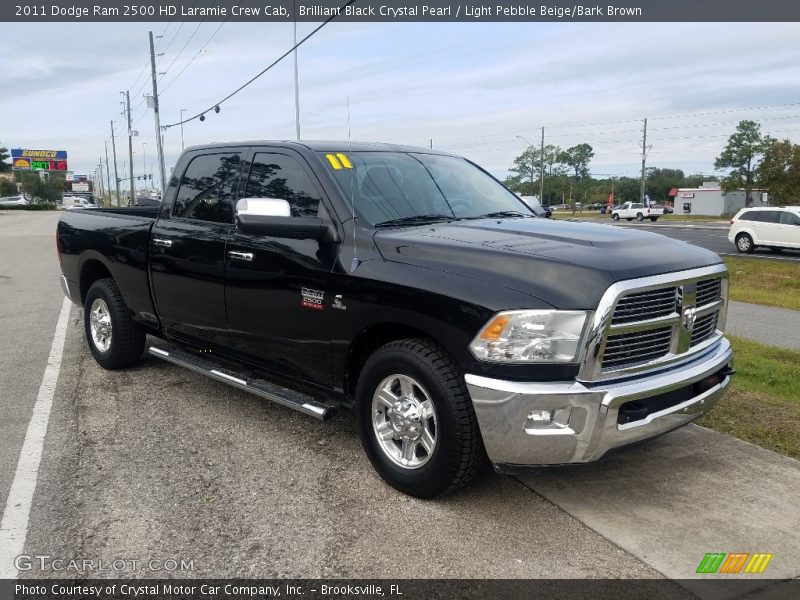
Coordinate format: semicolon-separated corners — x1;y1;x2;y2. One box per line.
235;198;339;242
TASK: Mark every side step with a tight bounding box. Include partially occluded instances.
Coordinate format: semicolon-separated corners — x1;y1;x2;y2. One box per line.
148;344;334;420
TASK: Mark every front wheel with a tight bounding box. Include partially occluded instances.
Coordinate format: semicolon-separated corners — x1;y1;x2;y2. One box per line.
636;213;644;221
84;278;145;369
356;339;485;498
612;213;620;221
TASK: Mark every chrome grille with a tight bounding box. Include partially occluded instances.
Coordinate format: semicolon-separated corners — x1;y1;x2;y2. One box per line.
611;286;677;323
602;327;673;369
696;278;721;306
598;273;726;373
691;312;718;345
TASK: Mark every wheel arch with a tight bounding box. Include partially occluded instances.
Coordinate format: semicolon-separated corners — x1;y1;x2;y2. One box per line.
79;257;113;305
344;322;449;404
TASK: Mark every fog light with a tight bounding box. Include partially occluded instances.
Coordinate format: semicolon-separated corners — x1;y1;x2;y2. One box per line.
524;407;573;435
527;409;554;425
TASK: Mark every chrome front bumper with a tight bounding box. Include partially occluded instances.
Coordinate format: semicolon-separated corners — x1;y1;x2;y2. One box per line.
465;338;733;467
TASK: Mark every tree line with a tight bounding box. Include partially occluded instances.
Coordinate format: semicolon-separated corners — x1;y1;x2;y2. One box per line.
504;120;800;206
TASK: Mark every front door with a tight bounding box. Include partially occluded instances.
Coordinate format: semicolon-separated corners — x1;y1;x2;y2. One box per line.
224;150;338;387
150;150;245;345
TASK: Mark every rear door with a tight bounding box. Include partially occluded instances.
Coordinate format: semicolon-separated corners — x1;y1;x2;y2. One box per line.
224;149;337;387
776;211;800;247
753;210;781;245
149;149;245;345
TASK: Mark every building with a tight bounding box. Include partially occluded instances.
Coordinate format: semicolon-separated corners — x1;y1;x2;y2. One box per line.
672;181;768;217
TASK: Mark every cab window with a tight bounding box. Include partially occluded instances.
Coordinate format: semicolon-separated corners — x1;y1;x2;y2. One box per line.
244;153;322;217
173;152;243;223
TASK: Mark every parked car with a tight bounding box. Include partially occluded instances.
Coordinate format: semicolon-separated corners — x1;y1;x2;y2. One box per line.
728;206;800;253
63;196;98;210
0;195;28;206
57;141;733;498
519;196;552;218
611;202;664;222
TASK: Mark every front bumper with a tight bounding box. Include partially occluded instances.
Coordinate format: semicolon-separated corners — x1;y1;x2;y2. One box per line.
465;337;733;467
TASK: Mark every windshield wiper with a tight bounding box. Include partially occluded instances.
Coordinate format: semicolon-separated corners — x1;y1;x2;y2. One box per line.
473;210;535;219
375;214;455;228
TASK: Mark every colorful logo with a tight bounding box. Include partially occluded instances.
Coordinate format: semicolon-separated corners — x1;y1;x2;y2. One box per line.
696;553;773;574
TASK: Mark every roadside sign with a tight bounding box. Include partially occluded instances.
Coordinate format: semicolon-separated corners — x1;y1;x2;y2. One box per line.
761;192;768;203
11;148;68;171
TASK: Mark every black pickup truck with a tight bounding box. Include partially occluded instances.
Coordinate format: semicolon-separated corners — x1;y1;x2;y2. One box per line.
57;141;734;497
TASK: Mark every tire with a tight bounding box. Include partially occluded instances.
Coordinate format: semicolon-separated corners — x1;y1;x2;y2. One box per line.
735;233;755;254
650;216;659;222
612;214;620;221
355;338;485;498
636;213;644;221
84;278;145;369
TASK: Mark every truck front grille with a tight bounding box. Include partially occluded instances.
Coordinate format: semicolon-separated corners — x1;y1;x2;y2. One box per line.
598;273;725;374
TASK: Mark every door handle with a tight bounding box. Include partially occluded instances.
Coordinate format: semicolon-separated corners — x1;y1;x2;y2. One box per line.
228;251;254;262
153;238;173;248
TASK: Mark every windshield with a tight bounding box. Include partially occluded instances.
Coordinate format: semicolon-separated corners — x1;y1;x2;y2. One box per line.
321;151;534;226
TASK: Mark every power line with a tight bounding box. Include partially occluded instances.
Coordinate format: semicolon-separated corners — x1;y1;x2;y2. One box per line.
161;20;227;94
162;0;357;130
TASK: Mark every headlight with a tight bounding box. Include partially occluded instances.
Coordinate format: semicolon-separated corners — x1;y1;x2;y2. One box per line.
469;310;590;363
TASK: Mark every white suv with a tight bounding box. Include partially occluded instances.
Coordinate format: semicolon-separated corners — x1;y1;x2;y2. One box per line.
729;206;800;253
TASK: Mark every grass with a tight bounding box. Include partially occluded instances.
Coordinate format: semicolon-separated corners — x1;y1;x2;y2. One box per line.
698;336;800;459
723;256;800;312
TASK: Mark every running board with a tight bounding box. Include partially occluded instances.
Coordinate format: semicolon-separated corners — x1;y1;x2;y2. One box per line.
148;344;334;420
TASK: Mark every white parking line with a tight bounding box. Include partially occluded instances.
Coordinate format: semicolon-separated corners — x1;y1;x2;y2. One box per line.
0;297;71;578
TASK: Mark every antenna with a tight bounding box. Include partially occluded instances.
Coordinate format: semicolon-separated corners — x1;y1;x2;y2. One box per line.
348;96;359;272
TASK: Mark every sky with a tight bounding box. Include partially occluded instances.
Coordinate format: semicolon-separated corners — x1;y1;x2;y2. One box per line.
1;20;800;188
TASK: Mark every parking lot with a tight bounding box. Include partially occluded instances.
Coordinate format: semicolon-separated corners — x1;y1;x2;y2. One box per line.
2;212;799;599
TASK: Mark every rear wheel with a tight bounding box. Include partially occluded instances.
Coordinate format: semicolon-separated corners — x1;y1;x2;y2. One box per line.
84;278;145;369
356;338;485;498
650;216;659;222
735;233;755;254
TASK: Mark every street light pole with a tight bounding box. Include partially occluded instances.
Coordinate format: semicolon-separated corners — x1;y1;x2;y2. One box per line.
180;109;187;151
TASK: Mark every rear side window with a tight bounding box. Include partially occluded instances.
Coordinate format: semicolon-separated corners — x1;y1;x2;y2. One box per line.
173;152;243;223
780;211;800;225
755;211;781;223
738;211;757;221
244;153;321;217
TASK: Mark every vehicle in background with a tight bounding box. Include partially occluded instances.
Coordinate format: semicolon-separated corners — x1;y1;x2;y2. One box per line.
135;196;162;207
611;202;664;222
0;195;29;206
728;206;800;253
519;195;552;218
63;196;98;210
57;140;733;498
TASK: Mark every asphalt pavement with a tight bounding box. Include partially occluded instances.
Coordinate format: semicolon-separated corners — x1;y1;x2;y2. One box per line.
607;219;800;263
1;212;799;598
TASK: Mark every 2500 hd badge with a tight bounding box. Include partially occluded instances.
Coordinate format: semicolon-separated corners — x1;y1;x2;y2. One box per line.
57;140;733;498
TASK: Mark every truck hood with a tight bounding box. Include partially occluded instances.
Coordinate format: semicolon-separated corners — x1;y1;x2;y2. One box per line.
373;218;722;309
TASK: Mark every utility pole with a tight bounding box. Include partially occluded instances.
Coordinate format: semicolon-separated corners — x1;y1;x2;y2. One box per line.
123;90;135;206
110;121;121;207
149;30;167;195
539;127;545;203
293;1;300;140
180;109;187;151
104;141;112;206
640;117;648;206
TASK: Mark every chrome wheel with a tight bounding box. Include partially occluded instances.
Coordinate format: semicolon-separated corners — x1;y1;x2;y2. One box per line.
89;298;112;352
371;374;438;470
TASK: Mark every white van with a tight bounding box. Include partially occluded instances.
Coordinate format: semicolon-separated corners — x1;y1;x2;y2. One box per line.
728;206;800;253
